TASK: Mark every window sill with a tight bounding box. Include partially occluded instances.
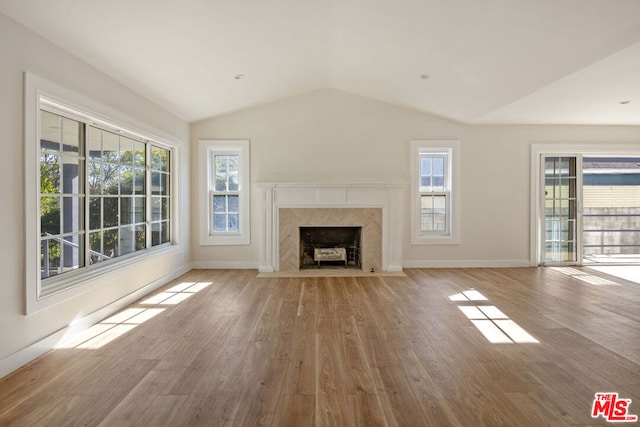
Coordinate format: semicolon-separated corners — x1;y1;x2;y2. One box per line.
199;234;250;246
28;243;182;315
411;234;460;245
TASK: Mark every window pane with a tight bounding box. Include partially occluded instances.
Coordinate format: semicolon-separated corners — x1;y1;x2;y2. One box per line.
61;156;81;194
151;196;162;221
134;141;145;168
215;155;228;174
228;214;239;232
121;198;134;225
135;225;146;250
103;197;119;227
119;226;136;256
120;166;134;195
214;154;239;193
103;163;120;195
103;229;118;258
120;137;135;167
134;168;145;195
152;147;169;172
214;214;226;232
62;117;81;153
41;238;61;279
420;195;447;233
228;158;239;191
228;173;239;191
152;171;168;195
152;222;169;246
63;196;83;233
160;222;170;244
89;198;101;230
420;176;431;187
40;111;61;149
88;126;102;160
228;195;239;213
420;157;431;175
214;195;226;213
62;234;83;271
89;231;103;264
159;197;168;221
215;175;227;192
227;155;238;173
88;162;102;195
433;157;444;174
40;154;60;194
134;197;146;224
41;196;60;235
102;131;119;163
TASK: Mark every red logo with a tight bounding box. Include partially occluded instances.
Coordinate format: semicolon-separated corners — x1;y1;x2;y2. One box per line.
592;392;638;422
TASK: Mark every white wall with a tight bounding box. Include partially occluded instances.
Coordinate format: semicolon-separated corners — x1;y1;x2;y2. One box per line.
0;13;191;372
191;89;640;268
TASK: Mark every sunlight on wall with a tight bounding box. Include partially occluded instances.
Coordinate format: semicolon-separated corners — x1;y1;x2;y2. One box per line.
450;289;539;344
57;281;212;350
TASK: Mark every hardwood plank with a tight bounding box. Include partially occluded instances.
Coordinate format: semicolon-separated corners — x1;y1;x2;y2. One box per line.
0;267;638;426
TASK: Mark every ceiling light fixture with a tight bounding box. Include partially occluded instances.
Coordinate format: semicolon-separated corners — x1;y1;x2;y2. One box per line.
619;100;631;104
420;74;430;80
235;73;245;80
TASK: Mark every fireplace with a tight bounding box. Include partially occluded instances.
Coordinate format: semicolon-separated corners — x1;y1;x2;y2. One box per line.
257;183;404;273
300;226;362;269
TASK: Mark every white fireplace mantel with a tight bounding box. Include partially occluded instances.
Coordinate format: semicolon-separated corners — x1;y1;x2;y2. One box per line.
256;183;406;272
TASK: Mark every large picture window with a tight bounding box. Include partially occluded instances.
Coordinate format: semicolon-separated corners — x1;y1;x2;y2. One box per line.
38;101;172;296
411;140;460;245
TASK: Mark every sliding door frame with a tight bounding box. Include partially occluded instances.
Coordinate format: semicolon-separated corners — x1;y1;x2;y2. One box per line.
530;143;640;266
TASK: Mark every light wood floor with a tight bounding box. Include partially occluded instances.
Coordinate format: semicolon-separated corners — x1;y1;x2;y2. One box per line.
1;267;639;426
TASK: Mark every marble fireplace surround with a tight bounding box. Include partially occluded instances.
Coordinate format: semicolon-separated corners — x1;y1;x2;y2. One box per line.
257;183;404;272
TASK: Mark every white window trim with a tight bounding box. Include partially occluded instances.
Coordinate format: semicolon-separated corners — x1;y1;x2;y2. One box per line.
198;139;250;245
24;72;183;315
410;140;461;245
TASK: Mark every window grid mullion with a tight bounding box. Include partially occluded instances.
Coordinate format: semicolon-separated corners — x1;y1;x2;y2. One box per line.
83;123;91;269
145;143;152;250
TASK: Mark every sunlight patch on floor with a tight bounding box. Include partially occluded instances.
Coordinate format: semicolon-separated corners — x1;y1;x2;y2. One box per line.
57;280;212;350
450;289;539;344
551;267;621;286
586;265;640;285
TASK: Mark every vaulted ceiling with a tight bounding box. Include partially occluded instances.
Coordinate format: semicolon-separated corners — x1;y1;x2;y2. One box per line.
2;0;640;124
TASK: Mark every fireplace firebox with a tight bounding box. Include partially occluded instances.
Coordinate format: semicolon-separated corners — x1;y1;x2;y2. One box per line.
299;226;362;269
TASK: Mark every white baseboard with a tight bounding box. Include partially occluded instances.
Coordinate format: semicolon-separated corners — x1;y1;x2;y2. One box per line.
403;259;532;268
191;261;259;269
0;264;191;380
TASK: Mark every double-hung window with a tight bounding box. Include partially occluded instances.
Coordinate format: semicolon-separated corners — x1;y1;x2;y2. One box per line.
199;140;250;245
411;140;460;244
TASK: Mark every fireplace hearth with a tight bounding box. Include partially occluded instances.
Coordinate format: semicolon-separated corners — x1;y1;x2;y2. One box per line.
300;226;362;269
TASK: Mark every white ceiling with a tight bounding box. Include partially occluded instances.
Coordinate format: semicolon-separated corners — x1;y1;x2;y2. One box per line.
2;0;640;125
